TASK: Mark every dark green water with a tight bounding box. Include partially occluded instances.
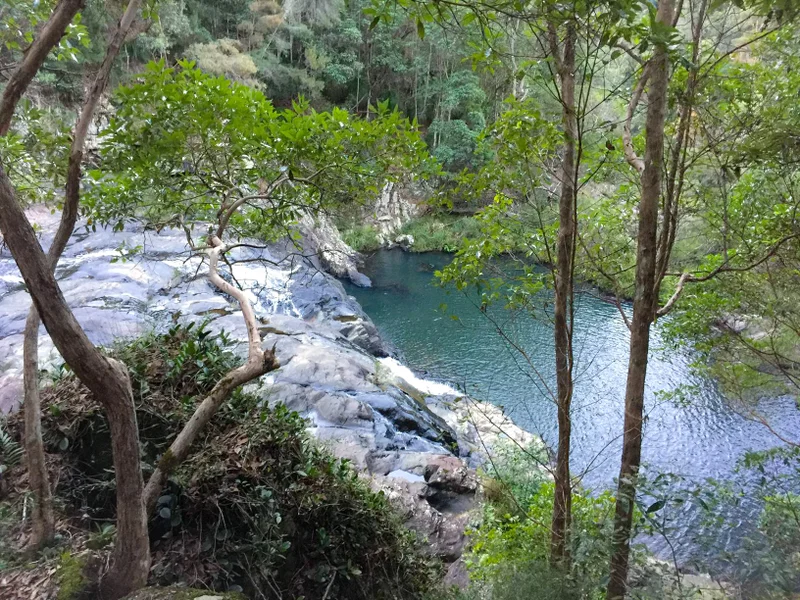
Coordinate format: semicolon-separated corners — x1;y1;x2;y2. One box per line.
343;250;800;561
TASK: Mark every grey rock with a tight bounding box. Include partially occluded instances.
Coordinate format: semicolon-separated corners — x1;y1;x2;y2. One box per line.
0;208;541;573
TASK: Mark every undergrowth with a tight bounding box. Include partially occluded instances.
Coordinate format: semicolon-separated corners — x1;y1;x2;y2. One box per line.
3;322;439;599
397;215;482;252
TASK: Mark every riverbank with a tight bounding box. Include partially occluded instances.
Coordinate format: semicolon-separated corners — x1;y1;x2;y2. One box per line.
0;214;746;598
0;212;543;578
341;213;483;254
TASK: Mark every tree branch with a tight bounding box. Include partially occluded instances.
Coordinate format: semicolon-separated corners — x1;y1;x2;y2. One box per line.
143;235;279;511
656;233;800;317
0;0;84;135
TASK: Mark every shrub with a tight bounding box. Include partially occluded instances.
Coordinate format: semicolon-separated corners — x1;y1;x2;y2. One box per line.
467;482;619;600
341;224;381;252
399;215;483;252
17;323;439;599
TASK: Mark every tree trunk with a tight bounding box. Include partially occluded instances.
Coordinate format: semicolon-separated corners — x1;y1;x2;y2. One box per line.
143;235;279;512
549;20;577;570
143;357;276;512
605;1;674;598
0;170;150;599
18;0;145;553
22;308;54;548
0;0;85;135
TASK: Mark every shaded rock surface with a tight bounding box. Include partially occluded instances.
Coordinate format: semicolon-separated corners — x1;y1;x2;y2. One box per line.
0;211;543;566
368;181;425;244
297;212;371;287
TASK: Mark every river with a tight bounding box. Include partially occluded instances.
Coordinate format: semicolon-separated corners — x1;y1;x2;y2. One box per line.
343;249;800;565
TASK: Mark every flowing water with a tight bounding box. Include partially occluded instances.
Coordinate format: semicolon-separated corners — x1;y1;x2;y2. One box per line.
343;249;800;564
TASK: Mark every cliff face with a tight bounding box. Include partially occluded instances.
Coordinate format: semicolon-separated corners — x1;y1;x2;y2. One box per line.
0;212;541;570
368;181;424;245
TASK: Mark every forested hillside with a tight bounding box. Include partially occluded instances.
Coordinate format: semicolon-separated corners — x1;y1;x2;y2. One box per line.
1;0;800;599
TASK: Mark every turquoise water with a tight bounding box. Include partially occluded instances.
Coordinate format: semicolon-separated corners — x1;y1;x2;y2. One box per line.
343;249;800;561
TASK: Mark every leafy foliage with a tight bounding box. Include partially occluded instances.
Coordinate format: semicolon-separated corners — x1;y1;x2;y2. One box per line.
465;446;638;600
86;60;430;244
12;324;439;599
0;421;23;477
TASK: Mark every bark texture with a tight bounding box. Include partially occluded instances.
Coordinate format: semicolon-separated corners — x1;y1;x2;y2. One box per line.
0;0;150;595
605;1;675;597
0;0;85;135
0;169;150;599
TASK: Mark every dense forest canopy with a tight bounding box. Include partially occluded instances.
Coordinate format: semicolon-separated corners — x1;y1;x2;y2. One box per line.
1;0;800;598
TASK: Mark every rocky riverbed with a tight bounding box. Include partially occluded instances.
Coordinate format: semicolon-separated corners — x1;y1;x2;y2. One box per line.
0;209;541;576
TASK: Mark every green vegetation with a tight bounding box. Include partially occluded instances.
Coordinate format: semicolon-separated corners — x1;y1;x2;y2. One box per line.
1;323;439;599
340;215;484;253
397;215;484;253
341;223;382;252
3;0;800;597
56;552;87;600
458;444;652;600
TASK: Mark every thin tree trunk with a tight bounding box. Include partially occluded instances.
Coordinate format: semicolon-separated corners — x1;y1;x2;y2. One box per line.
0;1;150;596
19;0;146;554
0;171;149;600
22;309;53;547
549;20;577;569
606;1;675;598
0;0;85;135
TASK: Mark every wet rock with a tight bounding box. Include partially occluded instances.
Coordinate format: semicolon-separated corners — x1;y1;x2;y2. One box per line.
394;234;415;250
315;394;374;427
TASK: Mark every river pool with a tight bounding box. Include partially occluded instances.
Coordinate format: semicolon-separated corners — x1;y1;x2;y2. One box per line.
343;249;800;564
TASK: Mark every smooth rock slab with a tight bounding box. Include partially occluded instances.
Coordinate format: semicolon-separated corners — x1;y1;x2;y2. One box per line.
0;212;543;570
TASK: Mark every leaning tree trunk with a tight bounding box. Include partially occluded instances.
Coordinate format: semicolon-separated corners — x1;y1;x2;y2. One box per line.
0;1;150;596
19;0;146;551
142;235;279;513
549;20;577;569
0;171;150;600
605;0;675;598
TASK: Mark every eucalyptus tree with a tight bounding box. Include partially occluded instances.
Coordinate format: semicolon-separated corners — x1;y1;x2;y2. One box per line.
10;0;151;553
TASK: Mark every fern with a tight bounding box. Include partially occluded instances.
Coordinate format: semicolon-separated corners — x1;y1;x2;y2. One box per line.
0;422;23;474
